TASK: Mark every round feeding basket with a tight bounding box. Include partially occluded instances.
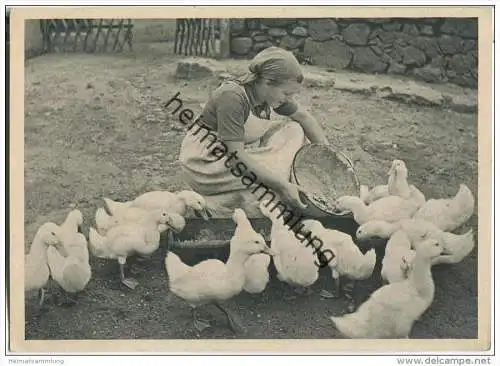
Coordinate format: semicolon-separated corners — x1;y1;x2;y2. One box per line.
291;143;360;218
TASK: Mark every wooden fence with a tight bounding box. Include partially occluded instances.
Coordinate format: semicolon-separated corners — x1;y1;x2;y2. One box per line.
174;18;230;58
40;19;133;53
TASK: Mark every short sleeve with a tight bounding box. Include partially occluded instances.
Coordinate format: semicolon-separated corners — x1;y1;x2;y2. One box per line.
215;90;249;142
273;98;299;116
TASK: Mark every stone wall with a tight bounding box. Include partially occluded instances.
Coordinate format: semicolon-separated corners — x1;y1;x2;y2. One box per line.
229;18;478;88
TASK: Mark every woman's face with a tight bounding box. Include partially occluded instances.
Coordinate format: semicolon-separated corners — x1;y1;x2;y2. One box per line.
259;79;302;108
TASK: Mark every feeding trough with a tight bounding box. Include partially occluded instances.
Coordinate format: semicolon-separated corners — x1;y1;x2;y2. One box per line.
165;215;360;266
165;143;362;265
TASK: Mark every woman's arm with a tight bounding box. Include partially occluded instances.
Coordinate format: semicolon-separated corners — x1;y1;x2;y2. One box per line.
289;105;329;144
223;140;310;210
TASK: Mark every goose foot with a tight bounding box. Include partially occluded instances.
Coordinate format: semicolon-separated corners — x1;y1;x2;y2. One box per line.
320;289;339;299
38;288;46;306
166;231;175;250
345;301;357;314
122;278;139;290
229;318;246;336
192;308;211;333
332;273;342;298
135;254;152;263
193;318;212;333
341;279;357;313
57;293;78;307
294;286;313;296
215;303;246;335
50;282;77;306
129;266;142;276
119;260;138;289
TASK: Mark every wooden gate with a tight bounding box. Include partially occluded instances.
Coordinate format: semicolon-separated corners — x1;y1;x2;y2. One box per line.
174;19;229;58
40;19;134;53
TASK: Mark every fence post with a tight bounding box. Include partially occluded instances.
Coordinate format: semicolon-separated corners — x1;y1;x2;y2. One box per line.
39;20;52;53
219;18;231;59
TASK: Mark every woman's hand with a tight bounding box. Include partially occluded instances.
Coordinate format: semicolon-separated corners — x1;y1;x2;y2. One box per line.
279;182;311;211
223;141;312;212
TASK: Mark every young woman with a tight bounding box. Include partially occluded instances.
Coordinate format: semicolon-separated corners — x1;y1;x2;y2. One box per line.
179;46;330;218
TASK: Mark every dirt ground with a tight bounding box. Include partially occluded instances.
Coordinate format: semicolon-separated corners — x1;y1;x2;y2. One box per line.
23;43;478;340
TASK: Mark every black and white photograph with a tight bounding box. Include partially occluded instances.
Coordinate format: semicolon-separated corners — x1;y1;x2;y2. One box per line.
8;4;493;355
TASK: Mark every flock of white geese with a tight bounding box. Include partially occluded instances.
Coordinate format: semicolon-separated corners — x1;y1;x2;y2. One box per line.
24;159;476;339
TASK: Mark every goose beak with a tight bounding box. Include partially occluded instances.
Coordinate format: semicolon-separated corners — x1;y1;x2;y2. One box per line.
158;223;169;233
196;208;210;221
261;245;276;256
54;242;69;258
171;226;184;234
165;218;184;234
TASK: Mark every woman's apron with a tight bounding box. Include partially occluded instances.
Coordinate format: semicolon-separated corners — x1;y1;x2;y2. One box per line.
178;83;306;218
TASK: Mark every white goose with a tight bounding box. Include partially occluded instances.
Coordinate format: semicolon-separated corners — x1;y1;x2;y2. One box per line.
335;193;420;226
242;253;272;294
380;229;415;284
97;190;211;235
25;222;67;306
89;210;186;289
359;159;425;207
259;199;319;296
95;207;119;236
301;220;376;298
330;237;444;339
47;210;91;303
356;219;475;265
131;190;211;220
387;159;426;207
102;197;133;216
413;184;475;232
95;206;152;236
165;208;273;334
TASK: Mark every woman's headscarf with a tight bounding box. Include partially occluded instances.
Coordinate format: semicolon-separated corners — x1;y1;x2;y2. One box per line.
234;47;303;119
238;46;304;85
